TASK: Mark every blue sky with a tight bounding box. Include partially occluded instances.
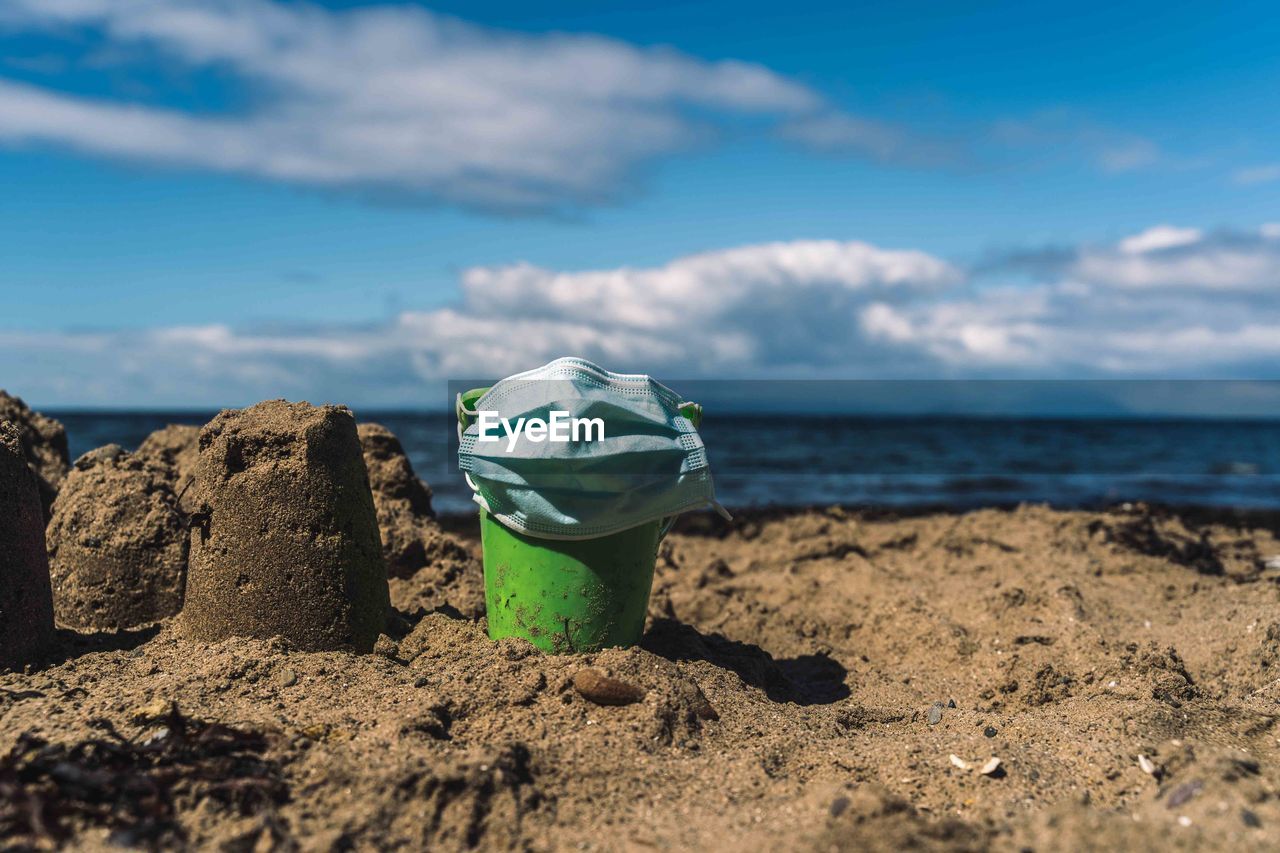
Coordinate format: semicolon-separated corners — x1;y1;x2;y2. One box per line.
0;0;1277;406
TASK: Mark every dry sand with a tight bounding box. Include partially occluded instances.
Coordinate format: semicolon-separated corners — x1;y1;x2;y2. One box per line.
180;401;389;653
2;389;1280;845
0;421;55;669
46;445;187;632
4;400;1280;850
0;390;69;521
359;422;472;583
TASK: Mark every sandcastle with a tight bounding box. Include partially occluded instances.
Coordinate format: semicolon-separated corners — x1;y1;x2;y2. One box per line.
46;445;188;631
181;400;389;652
0;421;56;669
0;390;70;520
136;424;201;512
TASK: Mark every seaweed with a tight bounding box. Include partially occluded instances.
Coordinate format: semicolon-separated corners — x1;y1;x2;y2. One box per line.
0;703;288;849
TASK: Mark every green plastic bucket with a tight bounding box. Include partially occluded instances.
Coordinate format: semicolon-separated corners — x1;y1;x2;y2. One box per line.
457;386;701;653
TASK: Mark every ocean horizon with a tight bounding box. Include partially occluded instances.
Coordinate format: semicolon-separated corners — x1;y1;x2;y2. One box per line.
50;410;1280;515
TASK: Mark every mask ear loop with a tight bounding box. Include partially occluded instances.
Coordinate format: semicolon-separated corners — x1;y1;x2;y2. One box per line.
664;400;733;536
657;501;733;541
455;391;481;494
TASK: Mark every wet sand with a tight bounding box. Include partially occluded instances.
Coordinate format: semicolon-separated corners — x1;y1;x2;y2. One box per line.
5;500;1280;850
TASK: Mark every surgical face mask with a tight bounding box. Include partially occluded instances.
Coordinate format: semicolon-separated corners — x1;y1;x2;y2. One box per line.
457;357;729;540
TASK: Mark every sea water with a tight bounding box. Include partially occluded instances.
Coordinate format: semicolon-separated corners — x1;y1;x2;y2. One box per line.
52;411;1280;514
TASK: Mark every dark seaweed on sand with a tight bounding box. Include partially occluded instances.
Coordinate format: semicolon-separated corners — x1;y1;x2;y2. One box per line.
0;704;288;848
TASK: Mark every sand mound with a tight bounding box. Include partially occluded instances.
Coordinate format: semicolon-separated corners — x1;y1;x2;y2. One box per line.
181;401;390;652
810;783;990;851
0;390;69;520
1004;743;1277;851
0;422;55;670
135;424;201;511
46;445;188;631
358;422;482;618
357;422;435;519
358;422;471;579
387;554;486;622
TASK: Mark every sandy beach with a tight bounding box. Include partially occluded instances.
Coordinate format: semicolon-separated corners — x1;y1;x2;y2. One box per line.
4;394;1280;852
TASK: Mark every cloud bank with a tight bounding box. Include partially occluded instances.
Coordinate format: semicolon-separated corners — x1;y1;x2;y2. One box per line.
0;0;915;211
4;226;1279;407
864;225;1280;373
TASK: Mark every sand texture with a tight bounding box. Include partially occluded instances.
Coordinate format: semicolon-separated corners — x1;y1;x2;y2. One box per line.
0;390;69;521
4;498;1280;849
136;424;202;513
0;422;55;670
358;421;470;581
180;400;390;653
46;445;188;631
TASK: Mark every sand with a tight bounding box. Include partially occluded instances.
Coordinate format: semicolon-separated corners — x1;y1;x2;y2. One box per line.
358;421;472;582
5;487;1280;849
0;422;55;669
180;401;390;653
135;424;202;513
45;445;188;631
0;390;69;520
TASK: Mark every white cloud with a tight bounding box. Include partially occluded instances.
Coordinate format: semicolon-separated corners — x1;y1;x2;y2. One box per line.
861;226;1280;374
0;0;926;211
1233;164;1280;186
1118;225;1203;254
1073;227;1280;291
5;226;1280;406
459;240;958;333
0;239;959;405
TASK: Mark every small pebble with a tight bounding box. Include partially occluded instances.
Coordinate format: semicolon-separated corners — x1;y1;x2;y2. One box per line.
927;703;943;725
373;634;399;659
276;668;298;688
1166;780;1203;809
978;757;1002;776
572;668;646;706
131;698;172;721
949;754;969;770
1264;556;1280;571
1242;809;1262;828
1138;754;1157;776
684;681;719;721
984;726;998;738
413;676;430;688
829;796;850;817
947;698;957;709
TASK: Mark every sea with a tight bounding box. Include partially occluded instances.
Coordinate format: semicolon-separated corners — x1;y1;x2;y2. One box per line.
50;411;1280;514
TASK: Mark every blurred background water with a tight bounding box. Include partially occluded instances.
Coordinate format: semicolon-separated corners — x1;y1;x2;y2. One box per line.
52;411;1280;514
